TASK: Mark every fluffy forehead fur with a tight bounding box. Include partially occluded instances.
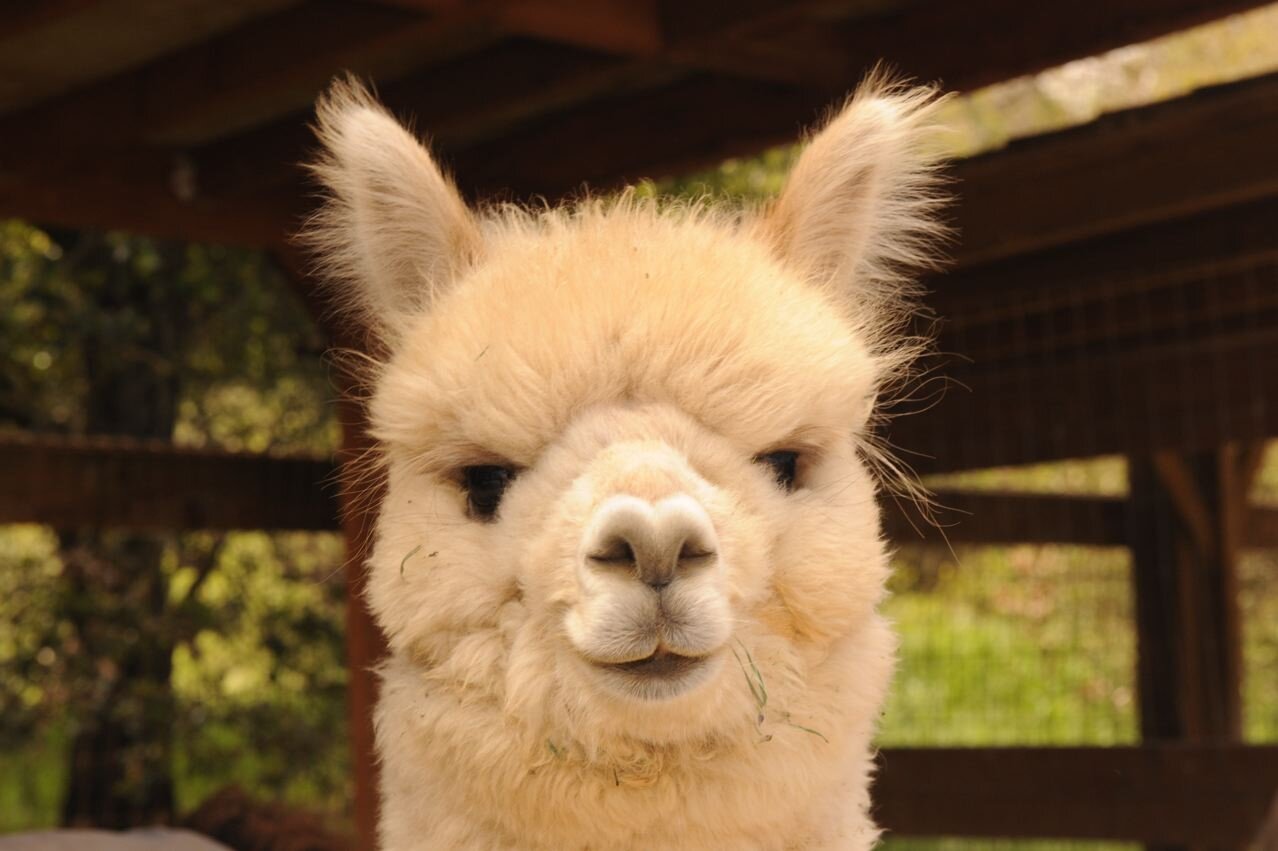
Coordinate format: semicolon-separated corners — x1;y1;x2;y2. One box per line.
377;205;875;472
304;74;948;851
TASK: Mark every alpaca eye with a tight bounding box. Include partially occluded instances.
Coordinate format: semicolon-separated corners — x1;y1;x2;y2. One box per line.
462;465;517;521
755;450;800;492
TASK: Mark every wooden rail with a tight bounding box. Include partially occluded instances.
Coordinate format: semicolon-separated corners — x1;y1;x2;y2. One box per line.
0;432;340;531
874;745;1278;845
3;432;1276;549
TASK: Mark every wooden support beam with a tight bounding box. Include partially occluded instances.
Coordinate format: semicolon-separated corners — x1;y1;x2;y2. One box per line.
950;70;1278;267
893;193;1278;473
374;0;663;55
889;315;1278;474
884;490;1129;548
0;0;106;43
932;194;1278;317
0;432;339;531
1127;447;1249;743
334;398;387;851
1256;792;1278;851
0;168;299;249
874;745;1278;845
0;0;500;154
273;248;386;851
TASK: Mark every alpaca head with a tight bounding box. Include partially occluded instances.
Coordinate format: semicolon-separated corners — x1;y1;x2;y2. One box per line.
307;78;946;752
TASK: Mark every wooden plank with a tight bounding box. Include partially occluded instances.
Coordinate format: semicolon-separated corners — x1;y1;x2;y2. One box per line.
951;70;1278;267
873;745;1278;844
889;333;1278;475
1128;450;1245;743
0;433;340;531
335;396;387;851
373;0;663;55
1249;504;1278;549
0;168;298;248
275;246;386;851
0;0;106;42
884;490;1129;548
0;0;302;115
0;0;500;154
889;201;1278;475
932;195;1278;320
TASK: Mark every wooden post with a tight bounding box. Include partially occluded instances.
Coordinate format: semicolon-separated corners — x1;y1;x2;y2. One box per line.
1126;443;1260;851
274;248;386;850
337;394;387;850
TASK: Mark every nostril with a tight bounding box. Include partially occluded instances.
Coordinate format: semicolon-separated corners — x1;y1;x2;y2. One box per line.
678;541;715;562
588;537;636;566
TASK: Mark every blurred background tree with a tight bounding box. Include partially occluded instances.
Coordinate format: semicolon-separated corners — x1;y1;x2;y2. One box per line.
0;223;348;828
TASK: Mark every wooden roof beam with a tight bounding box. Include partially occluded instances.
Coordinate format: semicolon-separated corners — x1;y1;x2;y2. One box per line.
0;0;503;156
373;0;848;85
372;0;662;55
0;0;107;43
950;71;1278;266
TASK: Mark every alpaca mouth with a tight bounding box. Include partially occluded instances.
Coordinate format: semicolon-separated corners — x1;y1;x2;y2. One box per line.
599;649;706;679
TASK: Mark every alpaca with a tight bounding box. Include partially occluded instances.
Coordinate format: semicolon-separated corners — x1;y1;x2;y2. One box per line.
305;75;948;851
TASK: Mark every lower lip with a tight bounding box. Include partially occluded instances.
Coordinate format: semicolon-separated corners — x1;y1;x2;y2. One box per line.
592;650;717;699
603;650;705;679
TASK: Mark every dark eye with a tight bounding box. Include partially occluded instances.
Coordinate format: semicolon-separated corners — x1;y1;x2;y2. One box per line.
755;450;800;492
462;465;517;521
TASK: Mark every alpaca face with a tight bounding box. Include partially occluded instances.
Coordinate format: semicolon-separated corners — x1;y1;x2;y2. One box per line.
362;216;890;740
306;76;946;843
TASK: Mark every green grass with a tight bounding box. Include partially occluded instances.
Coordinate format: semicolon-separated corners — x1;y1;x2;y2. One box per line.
879;544;1137;747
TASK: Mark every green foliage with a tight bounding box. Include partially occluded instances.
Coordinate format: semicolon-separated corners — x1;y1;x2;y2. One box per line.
0;220;348;828
1241;549;1278;742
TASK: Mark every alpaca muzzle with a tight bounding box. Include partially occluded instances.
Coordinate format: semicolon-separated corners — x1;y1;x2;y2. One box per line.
566;492;732;698
583;493;718;590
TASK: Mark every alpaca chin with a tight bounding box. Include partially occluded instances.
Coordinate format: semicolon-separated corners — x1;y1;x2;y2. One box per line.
306;72;948;850
584;649;726;702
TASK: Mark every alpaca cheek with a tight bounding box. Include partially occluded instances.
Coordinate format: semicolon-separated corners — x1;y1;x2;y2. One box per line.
772;532;889;645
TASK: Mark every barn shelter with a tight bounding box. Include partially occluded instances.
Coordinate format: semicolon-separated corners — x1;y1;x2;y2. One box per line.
3;0;1278;848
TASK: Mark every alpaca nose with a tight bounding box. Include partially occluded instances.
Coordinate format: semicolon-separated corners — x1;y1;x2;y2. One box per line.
583;494;718;589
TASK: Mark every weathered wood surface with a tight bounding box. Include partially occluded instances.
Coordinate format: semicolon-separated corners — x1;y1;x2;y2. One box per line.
0;432;340;531
1127;448;1257;745
874;745;1278;845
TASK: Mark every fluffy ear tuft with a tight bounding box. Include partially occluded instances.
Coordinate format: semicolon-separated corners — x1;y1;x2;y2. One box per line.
765;74;951;333
302;76;480;345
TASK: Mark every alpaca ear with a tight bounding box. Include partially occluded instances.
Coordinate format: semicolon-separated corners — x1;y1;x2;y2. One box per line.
765;77;949;316
304;77;480;345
